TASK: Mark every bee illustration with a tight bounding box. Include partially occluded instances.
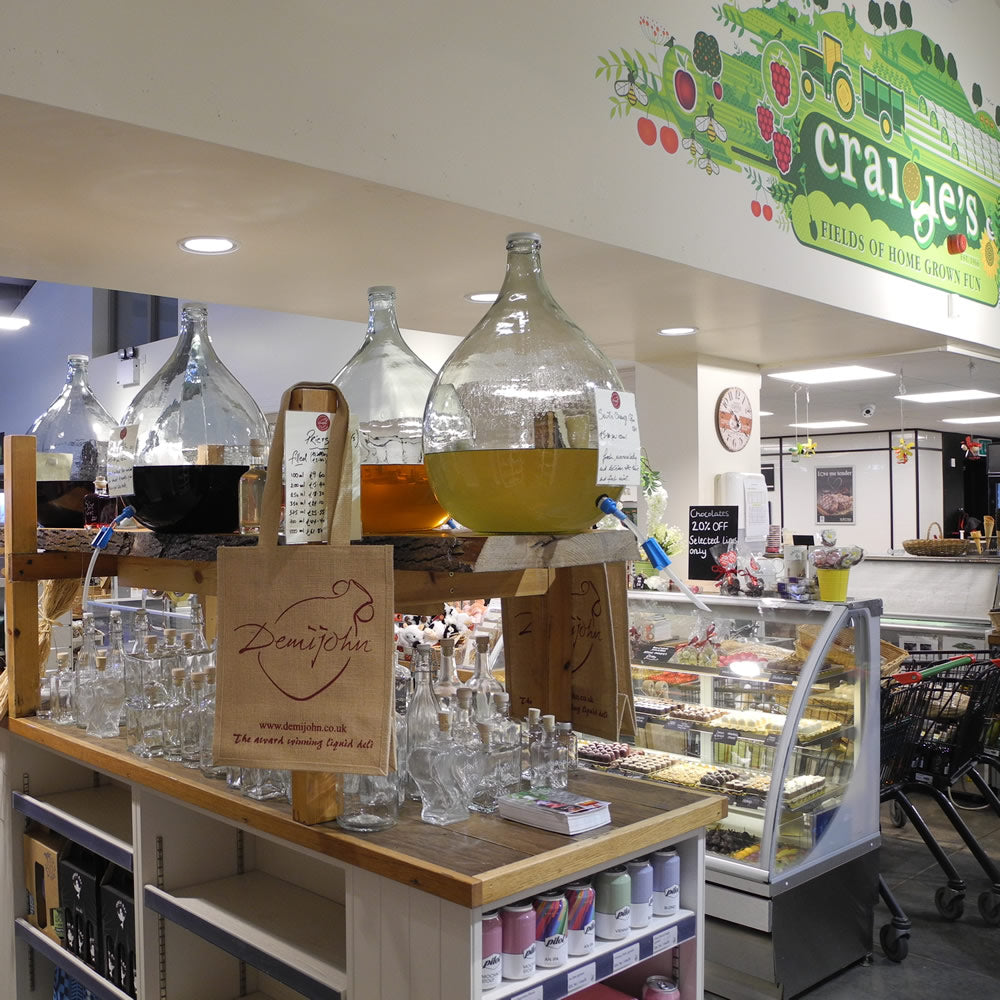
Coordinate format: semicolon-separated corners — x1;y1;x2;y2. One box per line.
695;103;727;143
682;130;704;157
698;151;720;176
614;68;648;107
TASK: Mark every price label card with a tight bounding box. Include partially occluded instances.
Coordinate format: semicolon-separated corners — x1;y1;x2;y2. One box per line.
107;425;138;497
764;733;780;747
567;964;596;992
612;942;640;973
595;388;640;485
666;719;693;732
711;728;740;746
653;925;679;954
512;987;543;1000
284;411;333;544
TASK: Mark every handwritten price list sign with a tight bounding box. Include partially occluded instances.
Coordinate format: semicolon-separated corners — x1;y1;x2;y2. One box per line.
284;411;332;543
594;389;640;485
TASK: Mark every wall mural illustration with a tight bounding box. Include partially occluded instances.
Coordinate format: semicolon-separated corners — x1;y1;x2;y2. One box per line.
598;3;1000;305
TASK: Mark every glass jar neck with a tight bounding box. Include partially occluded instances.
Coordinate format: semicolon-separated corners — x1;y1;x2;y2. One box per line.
65;356;91;390
500;238;549;298
365;290;407;348
174;304;221;370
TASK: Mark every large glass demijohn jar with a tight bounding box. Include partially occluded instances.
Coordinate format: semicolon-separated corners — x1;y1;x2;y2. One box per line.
423;233;624;534
333;286;448;533
122;303;269;533
28;354;117;527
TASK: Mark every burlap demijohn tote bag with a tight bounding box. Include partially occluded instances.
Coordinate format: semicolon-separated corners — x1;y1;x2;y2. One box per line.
213;383;394;775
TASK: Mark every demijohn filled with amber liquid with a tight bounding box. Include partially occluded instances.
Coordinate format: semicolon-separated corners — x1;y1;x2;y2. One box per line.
423;233;628;535
334;286;448;534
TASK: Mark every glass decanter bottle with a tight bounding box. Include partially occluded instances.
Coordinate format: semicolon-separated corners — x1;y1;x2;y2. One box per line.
432;635;461;709
423;233;626;534
121;303;269;533
86;650;124;739
404;644;440;799
73;613;99;731
408;711;471;826
466;633;503;723
52;651;74;725
492;692;523;793
333;286;449;533
530;714;568;790
337;772;399;833
199;665;227;779
29;354;117;528
470;723;504;814
162;667;188;762
179;671;205;767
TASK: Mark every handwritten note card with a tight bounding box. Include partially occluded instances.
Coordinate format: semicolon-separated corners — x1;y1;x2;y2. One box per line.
284;411;333;544
106;424;138;497
594;388;640;485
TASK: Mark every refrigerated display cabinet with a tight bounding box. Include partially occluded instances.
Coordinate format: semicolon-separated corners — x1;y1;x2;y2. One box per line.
622;591;885;999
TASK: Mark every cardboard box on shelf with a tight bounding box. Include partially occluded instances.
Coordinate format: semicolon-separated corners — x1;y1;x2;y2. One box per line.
100;863;136;997
58;843;108;972
23;827;68;945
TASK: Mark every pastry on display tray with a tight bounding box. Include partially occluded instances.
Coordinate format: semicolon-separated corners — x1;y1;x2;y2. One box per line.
577;740;638;765
633;696;684;716
706;827;757;856
718;640;792;660
669;705;728;723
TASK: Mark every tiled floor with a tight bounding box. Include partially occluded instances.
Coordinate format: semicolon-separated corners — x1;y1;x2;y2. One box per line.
710;786;1000;998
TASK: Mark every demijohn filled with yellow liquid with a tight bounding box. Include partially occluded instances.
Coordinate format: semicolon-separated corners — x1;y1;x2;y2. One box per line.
423;234;627;535
334;286;449;534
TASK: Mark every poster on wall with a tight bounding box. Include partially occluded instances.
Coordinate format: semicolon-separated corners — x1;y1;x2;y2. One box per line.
816;466;854;524
597;6;1000;307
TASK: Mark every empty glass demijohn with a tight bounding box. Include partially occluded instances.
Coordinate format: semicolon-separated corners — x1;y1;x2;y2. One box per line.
423;233;625;534
29;354;117;527
121;303;269;532
333;286;449;533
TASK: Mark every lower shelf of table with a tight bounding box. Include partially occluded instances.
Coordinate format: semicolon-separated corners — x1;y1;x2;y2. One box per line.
14;918;132;1000
492;909;696;1000
144;870;347;1000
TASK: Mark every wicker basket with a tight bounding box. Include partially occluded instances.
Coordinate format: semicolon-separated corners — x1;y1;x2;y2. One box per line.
795;623;906;675
902;521;968;556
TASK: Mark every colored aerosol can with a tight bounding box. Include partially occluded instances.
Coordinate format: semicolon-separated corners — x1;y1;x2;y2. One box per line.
594;867;631;940
627;858;654;928
534;892;569;968
565;882;596;955
501;904;536;980
481;911;502;991
642;976;681;999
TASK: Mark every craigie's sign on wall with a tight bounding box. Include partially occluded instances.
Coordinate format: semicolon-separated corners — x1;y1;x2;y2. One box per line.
599;2;1000;304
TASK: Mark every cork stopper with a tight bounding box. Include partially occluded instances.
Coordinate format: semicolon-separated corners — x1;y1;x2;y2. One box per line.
437;711;451;732
439;636;456;655
57;651;69;668
171;667;186;685
557;721;572;731
204;666;216;684
182;632;195;649
493;691;509;708
528;707;541;723
164;628;177;643
145;635;158;654
475;633;490;653
542;714;556;732
191;671;205;689
457;687;473;708
96;651;108;672
477;722;492;746
109;610;122;622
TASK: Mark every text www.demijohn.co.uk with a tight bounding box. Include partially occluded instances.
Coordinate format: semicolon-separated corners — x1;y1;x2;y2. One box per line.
258;720;348;734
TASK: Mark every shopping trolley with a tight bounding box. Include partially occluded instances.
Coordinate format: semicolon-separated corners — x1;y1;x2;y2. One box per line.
880;655;1000;926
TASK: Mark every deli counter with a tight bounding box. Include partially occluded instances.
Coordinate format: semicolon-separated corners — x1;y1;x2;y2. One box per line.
619;592;883;999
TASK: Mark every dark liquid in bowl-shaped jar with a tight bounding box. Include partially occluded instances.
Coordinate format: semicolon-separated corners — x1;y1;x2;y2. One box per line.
129;465;248;533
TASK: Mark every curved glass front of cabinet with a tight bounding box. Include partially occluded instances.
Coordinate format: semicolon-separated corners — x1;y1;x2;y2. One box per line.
628;592;880;883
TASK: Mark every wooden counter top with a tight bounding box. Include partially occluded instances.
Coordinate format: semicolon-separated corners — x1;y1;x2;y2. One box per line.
6;716;725;908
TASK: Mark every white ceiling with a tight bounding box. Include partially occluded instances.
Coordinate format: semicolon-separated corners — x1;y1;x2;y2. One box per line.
2;93;999;437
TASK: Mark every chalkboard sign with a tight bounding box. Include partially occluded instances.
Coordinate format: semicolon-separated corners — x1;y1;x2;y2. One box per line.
687;505;739;581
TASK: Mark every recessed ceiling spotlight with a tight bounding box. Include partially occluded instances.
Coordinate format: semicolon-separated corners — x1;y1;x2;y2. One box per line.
464;291;499;303
768;365;894;384
657;326;698;336
178;236;239;255
0;317;30;331
789;420;869;429
896;389;1000;403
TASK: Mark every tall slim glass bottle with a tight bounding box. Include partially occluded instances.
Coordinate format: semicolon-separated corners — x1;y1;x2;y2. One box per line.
29;354;117;528
74;613;99;731
332;286;449;533
465;634;503;723
405;645;440;800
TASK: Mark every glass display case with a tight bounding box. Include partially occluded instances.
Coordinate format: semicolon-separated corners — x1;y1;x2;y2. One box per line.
622;591;883;999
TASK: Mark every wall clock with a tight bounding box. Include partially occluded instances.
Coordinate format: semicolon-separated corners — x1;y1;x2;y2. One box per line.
716;386;753;452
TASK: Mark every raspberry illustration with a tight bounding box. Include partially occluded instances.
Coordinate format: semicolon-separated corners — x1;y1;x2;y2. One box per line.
770;59;791;107
773;131;792;174
756;104;774;142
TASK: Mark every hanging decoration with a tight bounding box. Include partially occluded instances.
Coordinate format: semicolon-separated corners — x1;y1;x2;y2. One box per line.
894;372;914;464
962;435;986;460
787;386;817;457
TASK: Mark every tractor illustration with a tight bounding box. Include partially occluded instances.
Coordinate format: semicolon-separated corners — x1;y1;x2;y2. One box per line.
799;32;855;120
861;67;905;140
